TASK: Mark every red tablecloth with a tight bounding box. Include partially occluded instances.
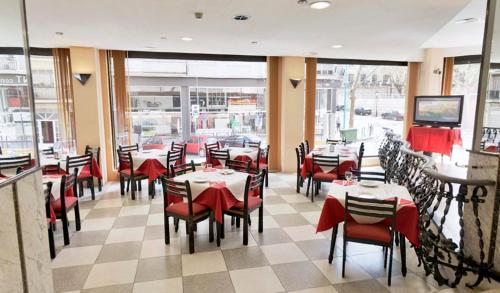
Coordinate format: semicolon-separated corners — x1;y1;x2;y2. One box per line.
300;156;357;178
135;159;168;183
316;196;420;246
42;157;103;180
406;126;462;156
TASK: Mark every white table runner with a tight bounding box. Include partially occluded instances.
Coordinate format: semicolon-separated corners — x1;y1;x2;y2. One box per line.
173;170;249;200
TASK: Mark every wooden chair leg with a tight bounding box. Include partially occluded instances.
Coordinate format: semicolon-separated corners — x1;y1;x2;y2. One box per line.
98;178;102;192
75;202;81;231
388;244;394;286
306;176;311;198
221;216;225;239
131;179;136;200
62;214;70;245
209;213;214;243
138;181;142;191
174;218;179;232
384;245;388;268
296;173;300;193
119;176;125;196
216;222;221;247
231;216;235;226
328;225;338;263
243;214;249;245
265;168;269;187
311;179;315;202
258;206;263;233
342;239;347;278
236;217;240;228
248;215;252;226
89;178;95;200
188;222;195;254
79;182;84;197
164;214;170;244
48;227;56;259
126;179;130;192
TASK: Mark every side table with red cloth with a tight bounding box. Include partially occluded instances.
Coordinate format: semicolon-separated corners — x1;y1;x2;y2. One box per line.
406;126;462;156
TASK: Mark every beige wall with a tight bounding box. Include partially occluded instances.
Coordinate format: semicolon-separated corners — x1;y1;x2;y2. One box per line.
280;57;305;172
69;47;107;180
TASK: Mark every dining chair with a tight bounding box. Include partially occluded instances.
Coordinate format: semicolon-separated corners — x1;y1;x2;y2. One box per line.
259;145;270;187
357;142;365;169
53;169;81;246
308;154;340;202
209;149;229;167
166;149;184;175
170;160;196;178
117;151;149;200
326;139;340;145
351;168;387;183
299;142;307;157
85;145;102;191
119;143;139;152
223;169;266;245
245;141;261;148
41;147;55;155
295;147;304;193
204;141;220;162
341;193;398;286
171;142;187;162
65;153;95;199
305;140;311;154
161;176;213;253
0;154;32;176
44;181;56;258
225;159;251;173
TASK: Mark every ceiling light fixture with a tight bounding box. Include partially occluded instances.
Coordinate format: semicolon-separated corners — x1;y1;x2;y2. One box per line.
455;17;479;24
55;32;64;35
331;44;343;49
181;37;193;41
160;36;167;40
309;1;331;9
251;41;258;44
233;15;250;21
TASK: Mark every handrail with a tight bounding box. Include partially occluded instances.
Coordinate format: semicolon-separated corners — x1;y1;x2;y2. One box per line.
422;167;496;186
0;166;42;189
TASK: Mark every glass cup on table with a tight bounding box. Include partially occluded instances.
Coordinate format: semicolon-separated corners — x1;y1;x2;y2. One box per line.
345;171;353;184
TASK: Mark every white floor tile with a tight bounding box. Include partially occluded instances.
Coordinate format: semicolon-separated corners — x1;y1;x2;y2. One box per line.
146;213;164;226
119;205;150;217
83;260;138;289
133;277;183;293
260;243;308;264
51;245;102;268
94;199;123;209
80;217;115;232
105;227;145;244
140;238;180;258
181;250;227;276
283;225;325;241
265;203;297;215
229;266;285;293
313;258;372;284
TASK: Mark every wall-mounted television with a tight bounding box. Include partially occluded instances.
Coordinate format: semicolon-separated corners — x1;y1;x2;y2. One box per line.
413;95;464;127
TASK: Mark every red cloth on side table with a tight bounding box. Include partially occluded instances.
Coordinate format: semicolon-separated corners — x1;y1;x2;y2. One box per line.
193;187;240;223
316;196;420;247
406;126;462;156
135;159;168;183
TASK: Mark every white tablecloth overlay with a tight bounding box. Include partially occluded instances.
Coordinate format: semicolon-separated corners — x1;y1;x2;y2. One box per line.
328;182;412;224
42;175;63;200
308;145;358;173
227;147;259;161
173;170;249;201
131;150;169;170
39;155;85;175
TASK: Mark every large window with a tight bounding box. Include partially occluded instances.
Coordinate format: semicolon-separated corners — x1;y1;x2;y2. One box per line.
315;62;407;155
110;55;267;161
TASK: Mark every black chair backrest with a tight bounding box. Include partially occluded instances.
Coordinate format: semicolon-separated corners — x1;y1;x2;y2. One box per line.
344;193;397;239
170;160;196;178
245;141;261;148
85;145;101;166
44;181;53;220
171;142;187;156
298;144;306;163
167;149;184;171
66;153;93;175
242;169;266;209
209;149;230;161
119;143;139;152
42;147;55;155
358;142;365;169
261;145;270;164
326;139;340;145
0;154;32;172
226;159;251;173
117;150;134;171
312;154;340;174
59;168;78;211
295;147;303;171
351;168;387;183
0;146;2;155
205;142;220;152
304;140;310;154
161;177;194;215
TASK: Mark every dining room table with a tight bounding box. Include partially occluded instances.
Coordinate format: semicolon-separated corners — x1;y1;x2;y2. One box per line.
42;173;74;224
129;149;179;183
209;146;261;167
300;144;358;178
316;179;419;276
39;153;103;179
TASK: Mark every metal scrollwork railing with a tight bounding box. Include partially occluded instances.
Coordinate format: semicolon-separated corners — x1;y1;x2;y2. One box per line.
378;131;499;288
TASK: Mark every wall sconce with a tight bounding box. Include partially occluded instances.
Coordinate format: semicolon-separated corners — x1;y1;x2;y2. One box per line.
73;73;92;85
432;68;442;75
289;78;302;88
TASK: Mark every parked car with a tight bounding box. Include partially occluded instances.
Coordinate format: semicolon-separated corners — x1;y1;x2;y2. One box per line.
219;134;262;148
186;136;218;157
355;107;372;116
335;105;345;111
381;111;404;121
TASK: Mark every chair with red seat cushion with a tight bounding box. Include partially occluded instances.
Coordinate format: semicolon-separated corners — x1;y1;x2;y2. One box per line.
307;154;339;202
65;153;95;200
117;150;149;200
258;145;270;187
226;159;251;173
161;177;213;254
44;182;56;259
295;147;304;193
85;145;102;191
204;141;220;163
165;149;184;177
171;142;187;163
209;149;229;167
0;154;32;177
54;169;81;246
338;193;397;286
223;169;266;245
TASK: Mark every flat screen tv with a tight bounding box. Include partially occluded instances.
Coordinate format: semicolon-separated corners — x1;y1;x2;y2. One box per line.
413;95;464;127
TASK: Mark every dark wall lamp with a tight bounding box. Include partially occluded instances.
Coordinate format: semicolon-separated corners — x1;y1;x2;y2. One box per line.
289;78;302;88
73;73;92;85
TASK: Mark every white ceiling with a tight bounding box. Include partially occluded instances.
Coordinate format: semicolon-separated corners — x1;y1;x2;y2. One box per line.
21;0;484;61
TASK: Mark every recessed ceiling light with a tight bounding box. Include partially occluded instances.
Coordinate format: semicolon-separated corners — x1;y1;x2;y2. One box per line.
233;15;250;21
181;37;193;41
251;41;258;44
309;1;331;9
331;44;343;49
455;17;479;24
160;36;167;40
55;32;64;35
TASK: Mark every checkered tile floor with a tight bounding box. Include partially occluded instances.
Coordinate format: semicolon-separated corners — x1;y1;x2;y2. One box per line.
50;173;500;293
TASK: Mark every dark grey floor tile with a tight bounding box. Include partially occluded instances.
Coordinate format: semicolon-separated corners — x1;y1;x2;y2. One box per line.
149;204;164;214
183;271;235;293
52;265;93;292
272;261;330;291
222;246;269;270
82;284;133;293
135;255;182;282
144;225;165;240
68;230;110;248
290;202;322;212
333;279;390;293
251;228;292;246
265;196;286;205
273;213;310;227
85;207;122;219
113;215;148;228
296;238;341;259
349;253;403;279
96;241;142;263
272;187;298;195
180;234;219;254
